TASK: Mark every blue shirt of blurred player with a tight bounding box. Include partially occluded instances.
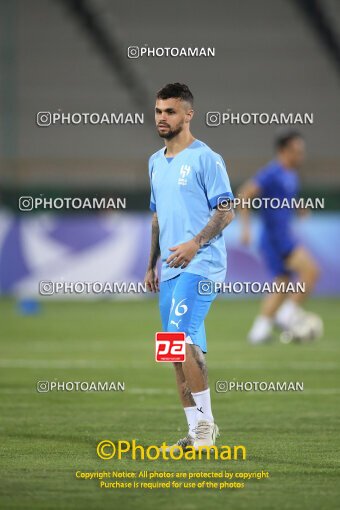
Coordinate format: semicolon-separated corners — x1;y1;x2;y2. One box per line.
253;160;300;275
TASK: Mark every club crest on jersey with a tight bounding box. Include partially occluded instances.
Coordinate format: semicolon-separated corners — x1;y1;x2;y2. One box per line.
178;165;191;186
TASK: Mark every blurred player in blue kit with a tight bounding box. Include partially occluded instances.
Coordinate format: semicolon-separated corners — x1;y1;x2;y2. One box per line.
144;83;234;450
238;130;322;344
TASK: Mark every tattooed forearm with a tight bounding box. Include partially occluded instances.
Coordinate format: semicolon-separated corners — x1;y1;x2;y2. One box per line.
194;209;234;248
147;213;160;269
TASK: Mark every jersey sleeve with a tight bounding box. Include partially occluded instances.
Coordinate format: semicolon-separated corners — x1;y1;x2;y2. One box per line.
201;152;234;209
148;156;157;212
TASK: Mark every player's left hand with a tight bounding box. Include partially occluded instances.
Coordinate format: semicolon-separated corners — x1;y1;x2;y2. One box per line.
166;240;199;268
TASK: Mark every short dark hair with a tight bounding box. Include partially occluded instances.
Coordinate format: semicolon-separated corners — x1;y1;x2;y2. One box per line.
156;83;194;106
275;129;303;150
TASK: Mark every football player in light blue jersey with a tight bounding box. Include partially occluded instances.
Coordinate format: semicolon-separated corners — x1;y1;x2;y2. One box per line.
144;83;234;451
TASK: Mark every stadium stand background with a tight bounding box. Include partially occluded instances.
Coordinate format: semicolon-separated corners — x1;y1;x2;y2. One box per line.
0;0;339;210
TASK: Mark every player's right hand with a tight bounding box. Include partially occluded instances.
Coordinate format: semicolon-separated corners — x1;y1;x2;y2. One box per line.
144;267;159;293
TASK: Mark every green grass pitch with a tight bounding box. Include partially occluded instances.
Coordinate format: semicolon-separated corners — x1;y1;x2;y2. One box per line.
0;297;339;510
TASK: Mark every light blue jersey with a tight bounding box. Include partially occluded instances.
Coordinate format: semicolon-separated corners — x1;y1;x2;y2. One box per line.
149;139;234;282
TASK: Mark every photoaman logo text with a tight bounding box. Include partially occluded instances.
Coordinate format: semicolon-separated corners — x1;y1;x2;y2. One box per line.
96;440;246;461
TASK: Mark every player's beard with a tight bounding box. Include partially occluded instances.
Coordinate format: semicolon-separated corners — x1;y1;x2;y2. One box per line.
157;123;183;140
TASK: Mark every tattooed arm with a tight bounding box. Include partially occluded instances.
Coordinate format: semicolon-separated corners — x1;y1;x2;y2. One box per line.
144;213;161;292
194;207;235;248
166;207;234;269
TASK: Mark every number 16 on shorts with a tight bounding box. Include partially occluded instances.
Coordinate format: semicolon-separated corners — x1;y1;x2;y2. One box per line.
155;332;186;362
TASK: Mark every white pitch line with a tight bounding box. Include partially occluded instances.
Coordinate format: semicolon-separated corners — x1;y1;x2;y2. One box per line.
0;387;339;396
0;359;338;370
210;361;340;370
0;387;176;395
301;388;340;396
0;359;142;369
0;388;176;395
129;388;176;395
